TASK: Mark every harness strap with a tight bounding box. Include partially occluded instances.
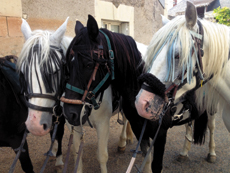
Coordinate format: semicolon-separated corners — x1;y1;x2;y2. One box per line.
82;62;100;101
99;30;115;80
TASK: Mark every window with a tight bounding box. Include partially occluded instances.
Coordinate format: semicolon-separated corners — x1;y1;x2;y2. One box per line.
101;20;129;35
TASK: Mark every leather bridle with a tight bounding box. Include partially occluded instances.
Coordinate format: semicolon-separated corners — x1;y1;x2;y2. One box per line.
21;45;65;114
60;30;115;110
140;20;209;119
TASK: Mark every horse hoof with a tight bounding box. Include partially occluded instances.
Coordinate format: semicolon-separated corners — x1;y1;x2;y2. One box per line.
55;165;63;173
207;153;216;163
176;155;189;163
117;146;126;153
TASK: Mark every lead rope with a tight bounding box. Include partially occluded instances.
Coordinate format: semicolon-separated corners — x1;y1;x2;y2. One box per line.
136;101;172;173
8;129;28;173
73;104;86;173
63;105;86;173
62;126;74;173
126;119;147;173
40;106;62;173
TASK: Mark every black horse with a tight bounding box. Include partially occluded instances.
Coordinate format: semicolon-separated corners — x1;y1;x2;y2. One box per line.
0;56;34;173
61;15;181;172
0;56;65;172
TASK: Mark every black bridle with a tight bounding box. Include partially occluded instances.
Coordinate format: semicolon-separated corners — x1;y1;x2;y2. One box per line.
20;45;65;114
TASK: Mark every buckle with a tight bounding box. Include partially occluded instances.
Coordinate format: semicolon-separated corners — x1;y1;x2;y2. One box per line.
87;91;95;100
109;50;114;59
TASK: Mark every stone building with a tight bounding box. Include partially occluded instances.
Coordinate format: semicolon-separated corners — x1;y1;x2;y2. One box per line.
0;0;166;57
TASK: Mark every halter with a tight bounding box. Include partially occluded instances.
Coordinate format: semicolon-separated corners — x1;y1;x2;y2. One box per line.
140;20;209;121
60;30;115;110
21;45;65;114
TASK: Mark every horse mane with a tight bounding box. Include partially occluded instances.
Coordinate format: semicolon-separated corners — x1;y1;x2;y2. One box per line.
146;16;229;82
17;29;72;93
66;28;144;97
99;29;144;95
146;15;230;113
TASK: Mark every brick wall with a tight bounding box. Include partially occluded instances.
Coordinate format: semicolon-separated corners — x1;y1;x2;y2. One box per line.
0;0;24;57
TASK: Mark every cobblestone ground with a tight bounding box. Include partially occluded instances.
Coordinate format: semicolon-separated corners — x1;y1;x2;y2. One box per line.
0;112;229;173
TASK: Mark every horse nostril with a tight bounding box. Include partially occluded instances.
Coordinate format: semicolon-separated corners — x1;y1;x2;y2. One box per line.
43;124;48;130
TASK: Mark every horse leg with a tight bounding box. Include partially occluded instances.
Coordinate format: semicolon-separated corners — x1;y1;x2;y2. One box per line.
140;139;152;173
117;115;128;152
126;121;134;144
151;129;168;173
117;115;133;152
66;121;83;172
207;112;216;163
95;115;110;173
178;123;193;162
50;115;65;172
222;104;230;132
9;137;34;173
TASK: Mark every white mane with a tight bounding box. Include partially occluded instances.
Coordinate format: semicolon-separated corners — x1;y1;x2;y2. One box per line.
146;15;230;113
17;30;72;69
146;16;229;81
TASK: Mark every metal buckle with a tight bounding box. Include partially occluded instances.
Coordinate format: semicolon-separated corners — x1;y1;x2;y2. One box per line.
109;50;114;59
87;91;95;100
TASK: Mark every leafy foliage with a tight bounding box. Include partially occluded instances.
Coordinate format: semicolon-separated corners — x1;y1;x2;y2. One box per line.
213;7;230;26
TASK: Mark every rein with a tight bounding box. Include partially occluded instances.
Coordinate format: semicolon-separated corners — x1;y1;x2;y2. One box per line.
9;129;28;173
60;30;115;110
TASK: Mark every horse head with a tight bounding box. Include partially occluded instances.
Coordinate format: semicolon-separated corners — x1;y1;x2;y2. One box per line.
135;1;229;120
18;17;70;136
63;15;111;126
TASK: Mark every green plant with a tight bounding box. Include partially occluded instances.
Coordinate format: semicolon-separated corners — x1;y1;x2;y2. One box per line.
213;7;230;26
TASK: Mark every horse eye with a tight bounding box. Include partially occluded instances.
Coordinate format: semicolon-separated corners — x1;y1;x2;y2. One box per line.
86;63;94;68
175;54;179;59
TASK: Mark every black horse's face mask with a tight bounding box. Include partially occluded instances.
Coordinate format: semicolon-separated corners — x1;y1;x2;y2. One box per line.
135;73;168;121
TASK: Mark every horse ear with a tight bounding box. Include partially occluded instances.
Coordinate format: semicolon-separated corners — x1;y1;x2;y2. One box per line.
50;17;69;47
21;19;32;40
87;14;99;41
75;21;84;35
161;14;170;26
185;1;197;29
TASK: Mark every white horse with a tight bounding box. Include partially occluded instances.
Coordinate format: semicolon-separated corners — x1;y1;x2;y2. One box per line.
18;18;133;172
161;15;217;163
135;0;229;168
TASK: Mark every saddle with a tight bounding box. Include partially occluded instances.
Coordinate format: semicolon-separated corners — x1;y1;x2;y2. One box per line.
0;55;27;108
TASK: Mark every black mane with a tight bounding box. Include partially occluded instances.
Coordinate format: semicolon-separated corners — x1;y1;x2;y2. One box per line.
66;28;145;101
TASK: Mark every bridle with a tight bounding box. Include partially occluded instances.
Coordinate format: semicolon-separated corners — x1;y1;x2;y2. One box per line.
141;20;209;119
60;30;115;110
21;45;65;114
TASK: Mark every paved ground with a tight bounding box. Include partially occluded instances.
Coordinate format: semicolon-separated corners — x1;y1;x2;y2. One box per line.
0;112;229;173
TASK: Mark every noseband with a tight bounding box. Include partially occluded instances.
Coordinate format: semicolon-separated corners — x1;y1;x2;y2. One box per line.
21;45;65;114
60;30;115;110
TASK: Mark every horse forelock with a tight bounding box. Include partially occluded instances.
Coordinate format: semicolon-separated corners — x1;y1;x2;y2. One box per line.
18;29;71;94
146;16;229;82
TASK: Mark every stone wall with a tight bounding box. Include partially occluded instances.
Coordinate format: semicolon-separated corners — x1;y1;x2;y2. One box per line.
0;0;164;57
103;0;164;45
0;0;24;57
